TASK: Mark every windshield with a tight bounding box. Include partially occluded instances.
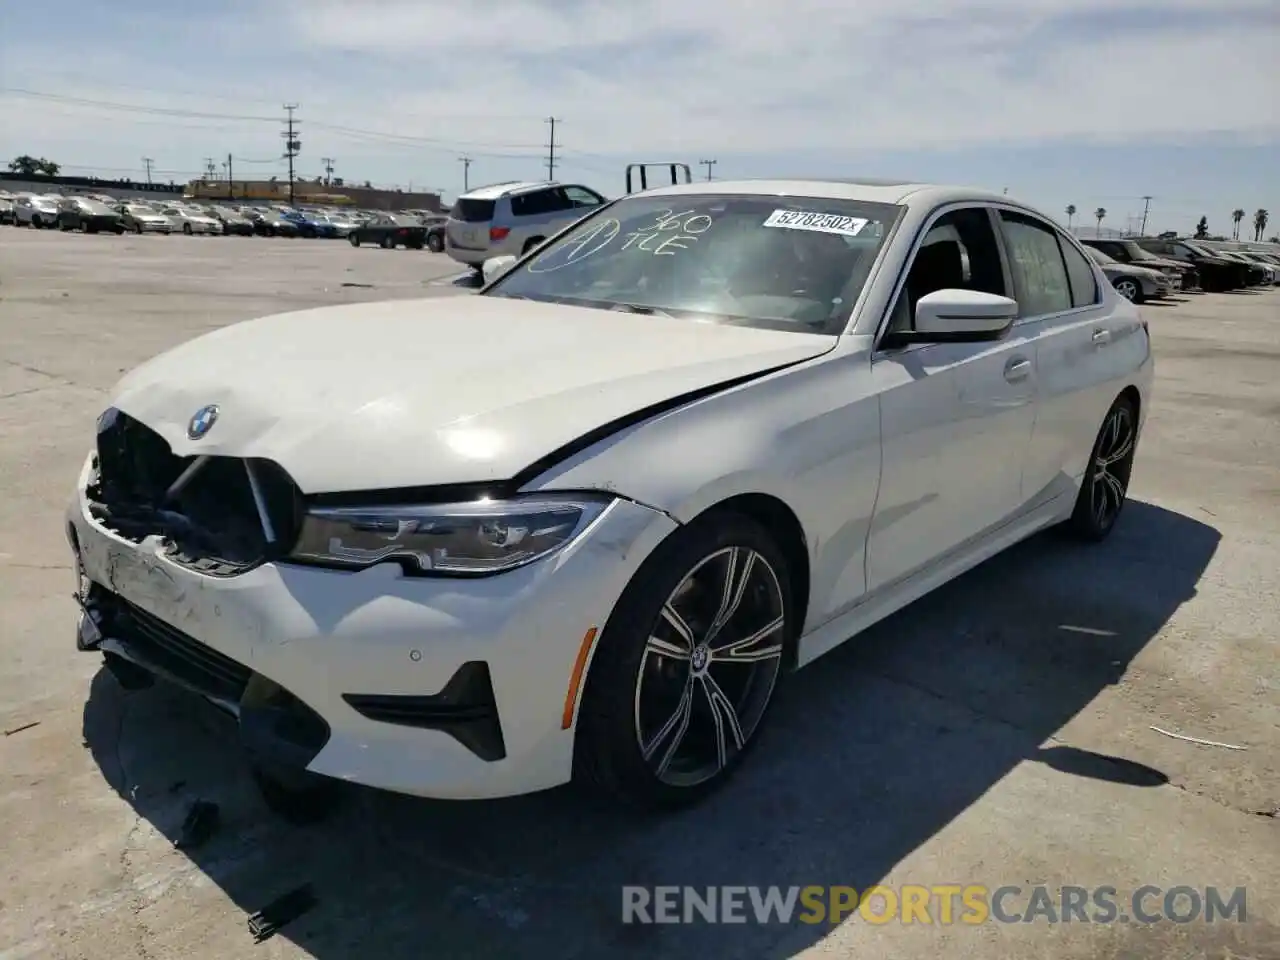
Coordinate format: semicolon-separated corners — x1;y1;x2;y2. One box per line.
1119;240;1162;261
486;193;901;334
1183;241;1217;257
128;204;159;215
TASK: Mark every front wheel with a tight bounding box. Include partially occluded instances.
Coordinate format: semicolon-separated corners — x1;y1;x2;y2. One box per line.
348;233;361;247
1066;395;1138;541
183;223;193;236
427;232;444;253
1113;278;1143;303
574;512;792;810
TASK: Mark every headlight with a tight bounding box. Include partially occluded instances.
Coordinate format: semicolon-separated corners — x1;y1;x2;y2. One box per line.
289;494;613;575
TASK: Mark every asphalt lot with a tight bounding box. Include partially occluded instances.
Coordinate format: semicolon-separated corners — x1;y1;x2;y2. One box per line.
0;229;1276;960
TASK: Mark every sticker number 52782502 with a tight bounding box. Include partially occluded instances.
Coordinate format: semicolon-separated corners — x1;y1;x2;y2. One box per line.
762;209;869;237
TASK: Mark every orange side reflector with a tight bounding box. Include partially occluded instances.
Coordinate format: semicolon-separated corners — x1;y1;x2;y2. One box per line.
561;627;598;730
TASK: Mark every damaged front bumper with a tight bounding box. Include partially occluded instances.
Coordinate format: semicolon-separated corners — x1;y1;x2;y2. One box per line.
66;451;679;799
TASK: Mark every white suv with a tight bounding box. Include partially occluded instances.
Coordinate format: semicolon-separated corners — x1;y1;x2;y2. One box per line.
445;181;607;269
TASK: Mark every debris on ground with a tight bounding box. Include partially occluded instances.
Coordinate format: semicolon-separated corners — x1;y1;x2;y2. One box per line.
4;721;40;736
1150;726;1247;750
340;282;374;288
247;884;317;942
175;800;220;850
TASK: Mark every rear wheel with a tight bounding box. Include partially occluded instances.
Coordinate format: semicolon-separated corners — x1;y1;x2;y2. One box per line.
427;232;444;253
1066;395;1138;541
348;233;361;247
183;223;193;236
522;236;545;255
381;235;395;249
574;512;792;811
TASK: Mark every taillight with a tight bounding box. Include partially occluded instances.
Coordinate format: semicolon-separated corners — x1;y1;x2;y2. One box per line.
489;226;510;243
398;228;407;236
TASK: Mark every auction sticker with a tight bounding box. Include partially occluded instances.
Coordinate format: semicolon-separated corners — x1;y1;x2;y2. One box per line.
763;209;869;237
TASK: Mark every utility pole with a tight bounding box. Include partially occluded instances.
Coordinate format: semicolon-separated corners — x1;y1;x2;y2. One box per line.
281;104;301;206
458;156;472;192
321;157;334;186
226;153;234;200
142;157;154;184
1139;195;1152;236
203;157;217;181
545;117;561;181
700;159;717;181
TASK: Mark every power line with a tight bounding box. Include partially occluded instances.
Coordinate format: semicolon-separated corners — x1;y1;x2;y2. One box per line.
458;156;473;192
699;159;717;181
282;104;300;206
545;117;561;181
203;157;217;180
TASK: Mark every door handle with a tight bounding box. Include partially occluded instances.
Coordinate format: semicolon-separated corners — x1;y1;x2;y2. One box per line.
1092;328;1112;346
1004;357;1032;382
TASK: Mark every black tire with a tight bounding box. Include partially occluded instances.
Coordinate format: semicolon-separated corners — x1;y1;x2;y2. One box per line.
427;232;444;253
133;222;143;234
1113;277;1143;303
574;511;793;811
522;236;545;256
381;235;395;249
31;215;43;229
1066;394;1138;542
348;233;361;247
114;226;125;235
183;223;193;236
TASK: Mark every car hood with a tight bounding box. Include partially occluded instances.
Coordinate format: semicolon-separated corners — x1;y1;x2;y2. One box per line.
1104;264;1164;280
108;296;835;493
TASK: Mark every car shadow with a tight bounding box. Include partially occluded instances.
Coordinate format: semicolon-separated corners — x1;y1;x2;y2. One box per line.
82;500;1219;959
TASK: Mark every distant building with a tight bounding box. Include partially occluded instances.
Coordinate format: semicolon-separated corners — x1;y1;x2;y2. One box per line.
183;178;443;212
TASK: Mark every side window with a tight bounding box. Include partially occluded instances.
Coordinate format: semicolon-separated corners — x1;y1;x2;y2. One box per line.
563;185;603;208
999;212;1073;316
1059;236;1100;307
887;207;1006;333
512;188;572;217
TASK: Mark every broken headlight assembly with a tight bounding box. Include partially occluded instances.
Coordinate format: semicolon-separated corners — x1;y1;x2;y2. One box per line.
288;494;614;576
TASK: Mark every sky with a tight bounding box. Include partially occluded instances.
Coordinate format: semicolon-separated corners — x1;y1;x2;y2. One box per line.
2;0;1277;236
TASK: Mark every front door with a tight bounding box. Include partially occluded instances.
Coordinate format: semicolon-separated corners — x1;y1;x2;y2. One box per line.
864;205;1039;592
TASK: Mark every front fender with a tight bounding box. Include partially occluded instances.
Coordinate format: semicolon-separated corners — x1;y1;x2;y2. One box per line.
523;350;884;626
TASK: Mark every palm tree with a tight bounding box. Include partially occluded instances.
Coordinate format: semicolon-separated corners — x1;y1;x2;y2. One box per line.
1255;209;1270;242
1094;207;1106;233
1232;208;1246;240
1066;204;1077;227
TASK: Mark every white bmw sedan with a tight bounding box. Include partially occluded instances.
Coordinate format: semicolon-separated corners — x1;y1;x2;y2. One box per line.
67;179;1152;813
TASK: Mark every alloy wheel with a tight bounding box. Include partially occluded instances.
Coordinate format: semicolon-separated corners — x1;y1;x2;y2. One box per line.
633;546;786;788
1090;404;1135;531
1115;279;1139;301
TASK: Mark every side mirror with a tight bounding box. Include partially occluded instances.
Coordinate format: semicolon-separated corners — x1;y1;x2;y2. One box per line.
884;289;1018;348
482;255;518;284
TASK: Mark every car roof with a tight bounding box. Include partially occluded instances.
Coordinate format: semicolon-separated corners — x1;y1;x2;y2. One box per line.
458;180;558;201
621;178;1009;207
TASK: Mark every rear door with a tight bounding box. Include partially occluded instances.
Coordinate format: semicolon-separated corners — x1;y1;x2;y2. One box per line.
1002;210;1117;506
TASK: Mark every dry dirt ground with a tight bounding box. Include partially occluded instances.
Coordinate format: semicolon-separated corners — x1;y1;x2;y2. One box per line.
0;229;1276;960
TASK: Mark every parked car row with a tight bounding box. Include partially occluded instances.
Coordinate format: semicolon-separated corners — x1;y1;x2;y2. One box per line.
1077;236;1280;301
0;189;449;246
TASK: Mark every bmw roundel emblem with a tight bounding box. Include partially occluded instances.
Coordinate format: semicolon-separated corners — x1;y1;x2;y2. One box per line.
187;404;220;440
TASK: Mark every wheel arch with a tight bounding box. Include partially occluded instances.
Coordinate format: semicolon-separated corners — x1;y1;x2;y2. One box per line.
690;493;812;667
